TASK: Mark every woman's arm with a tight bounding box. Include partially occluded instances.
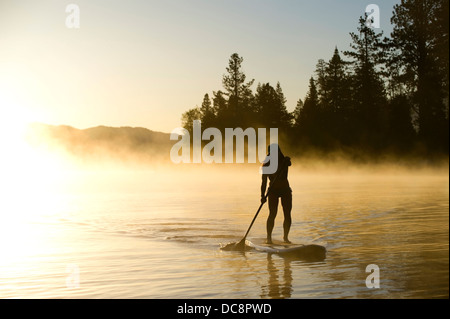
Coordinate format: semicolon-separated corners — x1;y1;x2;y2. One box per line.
260;174;268;203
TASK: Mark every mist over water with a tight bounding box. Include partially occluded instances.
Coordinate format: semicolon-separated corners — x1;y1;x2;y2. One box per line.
0;134;448;298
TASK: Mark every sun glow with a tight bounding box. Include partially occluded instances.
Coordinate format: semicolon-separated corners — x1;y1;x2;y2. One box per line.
0;106;66;213
0;94;68;267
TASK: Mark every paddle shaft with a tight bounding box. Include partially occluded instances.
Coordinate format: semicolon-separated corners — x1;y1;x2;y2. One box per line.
239;158;288;244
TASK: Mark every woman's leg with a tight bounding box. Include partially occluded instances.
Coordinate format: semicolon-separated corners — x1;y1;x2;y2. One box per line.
281;191;292;243
266;193;279;244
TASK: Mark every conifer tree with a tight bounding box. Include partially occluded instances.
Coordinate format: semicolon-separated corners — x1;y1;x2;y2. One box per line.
222;53;255;127
390;0;448;151
345;16;387;148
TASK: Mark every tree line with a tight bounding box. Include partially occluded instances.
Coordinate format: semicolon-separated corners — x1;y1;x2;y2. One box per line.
181;0;449;158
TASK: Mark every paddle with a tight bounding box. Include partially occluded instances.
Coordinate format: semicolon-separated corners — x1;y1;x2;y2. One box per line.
232;157;289;251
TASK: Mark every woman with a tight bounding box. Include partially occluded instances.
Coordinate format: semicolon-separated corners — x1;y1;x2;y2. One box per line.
260;144;292;244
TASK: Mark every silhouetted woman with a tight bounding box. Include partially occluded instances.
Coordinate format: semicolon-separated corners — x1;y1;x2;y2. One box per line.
260;144;292;244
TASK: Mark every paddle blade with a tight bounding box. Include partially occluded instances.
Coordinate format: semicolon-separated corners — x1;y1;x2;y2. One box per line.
220;239;250;251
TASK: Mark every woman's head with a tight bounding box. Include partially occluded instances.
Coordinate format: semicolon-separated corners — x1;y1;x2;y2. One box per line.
267;143;284;159
260;143;284;174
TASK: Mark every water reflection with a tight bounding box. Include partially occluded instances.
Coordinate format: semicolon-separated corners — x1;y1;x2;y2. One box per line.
260;254;293;299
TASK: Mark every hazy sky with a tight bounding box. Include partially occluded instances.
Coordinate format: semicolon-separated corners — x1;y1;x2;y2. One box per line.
0;0;400;133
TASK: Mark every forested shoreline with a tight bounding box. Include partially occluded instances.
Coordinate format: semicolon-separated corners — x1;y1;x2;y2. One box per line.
181;0;449;160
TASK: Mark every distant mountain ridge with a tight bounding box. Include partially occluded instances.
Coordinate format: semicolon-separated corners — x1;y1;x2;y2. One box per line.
26;123;174;163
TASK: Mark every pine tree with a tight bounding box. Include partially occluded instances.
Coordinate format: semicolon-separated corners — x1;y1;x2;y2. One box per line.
390;0;448;151
200;93;215;128
320;48;352;146
324;48;349;114
222;53;255;127
181;107;202;135
432;0;449;98
212;90;228;130
255;83;291;131
292;98;304;128
275;82;292;129
315;59;328;105
345;16;387;148
297;78;324;146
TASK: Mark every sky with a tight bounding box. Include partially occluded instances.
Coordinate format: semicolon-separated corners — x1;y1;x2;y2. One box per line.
0;0;400;133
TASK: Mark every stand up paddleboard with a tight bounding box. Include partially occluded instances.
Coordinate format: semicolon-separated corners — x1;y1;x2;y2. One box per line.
245;238;326;261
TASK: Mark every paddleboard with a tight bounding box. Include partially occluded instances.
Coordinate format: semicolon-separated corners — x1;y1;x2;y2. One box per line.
245;238;326;260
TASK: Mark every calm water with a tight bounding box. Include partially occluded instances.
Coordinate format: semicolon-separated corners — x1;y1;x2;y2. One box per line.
0;166;448;299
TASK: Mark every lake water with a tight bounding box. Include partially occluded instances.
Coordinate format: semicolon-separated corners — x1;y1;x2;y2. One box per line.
0;165;448;299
